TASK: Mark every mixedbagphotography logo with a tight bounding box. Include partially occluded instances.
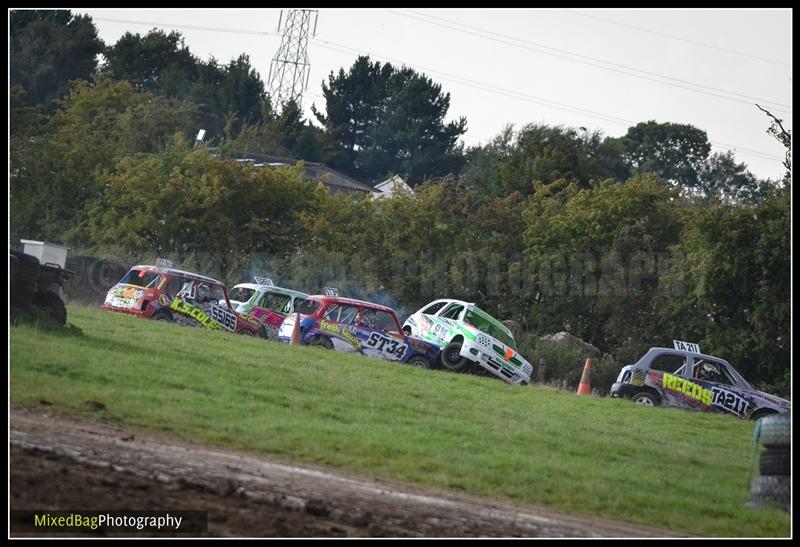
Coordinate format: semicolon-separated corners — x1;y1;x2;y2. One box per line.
11;511;208;534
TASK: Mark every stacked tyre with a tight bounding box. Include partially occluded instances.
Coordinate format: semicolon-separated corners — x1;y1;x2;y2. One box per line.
749;415;791;511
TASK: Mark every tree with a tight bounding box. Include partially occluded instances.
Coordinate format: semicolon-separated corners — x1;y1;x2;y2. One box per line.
462;124;626;198
87;138;317;272
10;80;198;246
101;29;198;96
756;104;791;184
616;121;711;190
313;56;467;185
696;151;770;204
521;175;684;359
10;9;104;111
663;188;790;395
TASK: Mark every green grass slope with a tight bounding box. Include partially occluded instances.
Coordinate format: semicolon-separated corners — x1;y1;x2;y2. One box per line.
10;306;789;537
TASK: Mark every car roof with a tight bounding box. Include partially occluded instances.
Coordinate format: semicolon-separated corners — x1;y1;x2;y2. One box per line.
130;265;224;286
308;295;397;314
644;347;732;365
231;283;307;298
422;299;511;336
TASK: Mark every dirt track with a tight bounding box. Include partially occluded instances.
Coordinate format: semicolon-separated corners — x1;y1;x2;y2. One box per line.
10;407;686;537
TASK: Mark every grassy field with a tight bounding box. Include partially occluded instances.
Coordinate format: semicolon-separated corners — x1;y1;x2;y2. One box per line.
10;306;790;537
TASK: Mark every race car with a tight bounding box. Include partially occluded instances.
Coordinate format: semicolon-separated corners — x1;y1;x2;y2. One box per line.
402;299;533;385
225;277;309;339
101;259;261;336
610;341;790;420
276;288;441;368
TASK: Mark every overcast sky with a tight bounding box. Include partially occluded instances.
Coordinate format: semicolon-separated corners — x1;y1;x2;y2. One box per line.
72;8;792;181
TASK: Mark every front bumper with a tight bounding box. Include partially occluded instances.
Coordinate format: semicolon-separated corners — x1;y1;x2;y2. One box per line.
461;339;532;385
610;382;639;398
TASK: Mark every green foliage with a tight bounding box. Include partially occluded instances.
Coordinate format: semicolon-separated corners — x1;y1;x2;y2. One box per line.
10;9;104;111
87;137;317;275
663;188;790;395
461;124;629;199
314;55;467;184
10;80;198;245
102;29;267;142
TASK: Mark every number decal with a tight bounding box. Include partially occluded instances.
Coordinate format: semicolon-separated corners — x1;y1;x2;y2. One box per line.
366;332;408;360
210;305;238;332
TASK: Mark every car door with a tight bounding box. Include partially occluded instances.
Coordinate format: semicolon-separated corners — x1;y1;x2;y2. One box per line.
319;303;362;352
646;352;698;410
359;309;408;362
692;357;750;418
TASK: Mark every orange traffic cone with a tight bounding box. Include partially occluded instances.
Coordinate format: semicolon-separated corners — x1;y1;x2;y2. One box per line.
576;357;592;395
290;312;302;345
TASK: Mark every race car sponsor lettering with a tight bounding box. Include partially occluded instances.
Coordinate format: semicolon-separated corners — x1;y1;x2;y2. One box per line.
711;388;749;417
662;373;713;406
319;320;362;350
366;332;407;359
170;296;221;330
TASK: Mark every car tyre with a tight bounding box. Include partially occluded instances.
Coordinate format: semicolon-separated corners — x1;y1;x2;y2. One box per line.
759;448;790;476
630;390;660;406
754;415;790;448
33;290;67;325
308;335;333;349
441;341;472;372
153;310;173;322
748;476;790;511
407;355;435;369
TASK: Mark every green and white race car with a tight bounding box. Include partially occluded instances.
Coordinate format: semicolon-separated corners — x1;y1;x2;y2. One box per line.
402;299;533;385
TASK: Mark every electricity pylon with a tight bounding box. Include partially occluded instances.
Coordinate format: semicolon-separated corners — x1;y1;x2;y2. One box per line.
267;9;318;110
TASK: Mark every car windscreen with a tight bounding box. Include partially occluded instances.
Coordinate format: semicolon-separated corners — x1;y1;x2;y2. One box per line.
295;298;322;315
118;269;161;289
257;291;292;312
230;286;256;303
465;307;516;349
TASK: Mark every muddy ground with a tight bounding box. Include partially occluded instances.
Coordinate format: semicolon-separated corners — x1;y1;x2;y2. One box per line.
10;407;684;538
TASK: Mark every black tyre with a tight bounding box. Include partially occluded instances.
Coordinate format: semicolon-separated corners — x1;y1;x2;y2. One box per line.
407;355;435;369
308;335;333;349
754;415;790;448
630;390;660;406
261;324;277;340
153;310;173;322
748;476;790;511
32;290;67;325
759;448;790;476
441;341;472;372
11;252;39;310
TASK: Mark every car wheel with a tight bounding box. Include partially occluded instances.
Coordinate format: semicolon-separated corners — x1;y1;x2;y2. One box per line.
308;335;333;349
153;310;172;322
239;329;255;337
630;391;660;406
441;341;472;372
261;324;277;340
407;355;435;369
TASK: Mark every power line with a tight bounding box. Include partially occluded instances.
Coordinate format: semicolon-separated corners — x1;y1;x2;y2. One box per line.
390;9;790;113
564;10;790;67
313;38;633;126
311;37;785;163
91;16;276;37
89;15;786;163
